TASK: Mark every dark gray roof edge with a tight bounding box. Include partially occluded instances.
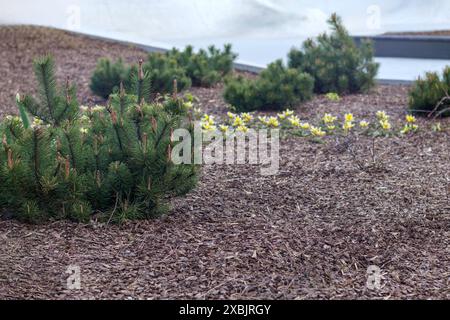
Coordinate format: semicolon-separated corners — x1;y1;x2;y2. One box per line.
376;79;412;85
353;35;450;42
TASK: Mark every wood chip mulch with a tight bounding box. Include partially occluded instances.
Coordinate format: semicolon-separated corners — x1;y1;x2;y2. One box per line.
0;26;449;300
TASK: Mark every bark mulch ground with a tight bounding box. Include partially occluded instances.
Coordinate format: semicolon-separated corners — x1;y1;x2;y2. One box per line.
0;26;449;300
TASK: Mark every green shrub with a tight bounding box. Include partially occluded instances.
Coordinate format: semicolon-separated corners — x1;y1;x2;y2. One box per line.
140;53;191;95
90;44;236;99
90;56;191;100
223;60;314;112
167;44;237;87
1;55;198;223
288;13;379;94
408;67;450;117
89;58;128;99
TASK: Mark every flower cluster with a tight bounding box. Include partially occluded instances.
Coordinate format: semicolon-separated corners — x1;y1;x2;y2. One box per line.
191;103;446;140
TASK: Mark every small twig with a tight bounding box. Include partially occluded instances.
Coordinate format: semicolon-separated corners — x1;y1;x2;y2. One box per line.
107;192;120;225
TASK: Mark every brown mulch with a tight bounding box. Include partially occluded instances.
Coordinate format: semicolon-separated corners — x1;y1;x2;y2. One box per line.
0;25;148;116
0;26;449;300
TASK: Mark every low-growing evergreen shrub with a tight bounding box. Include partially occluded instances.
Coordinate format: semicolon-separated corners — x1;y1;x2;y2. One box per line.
1;55;198;223
408;67;450;117
90;58;128;99
223;60;314;112
167;44;237;87
140;53;191;95
90;56;191;101
90;44;236;99
288;13;379;94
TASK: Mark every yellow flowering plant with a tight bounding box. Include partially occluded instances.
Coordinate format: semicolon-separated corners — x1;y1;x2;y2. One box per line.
322;113;337;124
288;115;301;127
359;120;369;129
344;113;354;123
241;112;253;123
310;126;326;137
266;117;280;128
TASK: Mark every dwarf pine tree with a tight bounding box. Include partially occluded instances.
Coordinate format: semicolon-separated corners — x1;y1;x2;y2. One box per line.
0;55;198;223
288;13;379;94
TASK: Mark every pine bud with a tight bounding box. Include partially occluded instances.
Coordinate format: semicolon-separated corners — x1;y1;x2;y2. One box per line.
15;93;21;103
138;59;144;80
56;138;62;152
56;151;63;163
167;144;172;162
2;134;7;148
111;110;117;125
151;117;157;132
142;133;148;154
170;128;174;143
147;176;151;191
120;81;125;98
65;158;70;179
7;149;13;170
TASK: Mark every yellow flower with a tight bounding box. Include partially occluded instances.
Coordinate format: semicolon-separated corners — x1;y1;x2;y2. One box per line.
343;121;355;131
80;127;88;134
266;117;279;128
233;116;244;127
241;113;253;123
359;120;369;128
227;112;236;120
406;115;416;123
411;124;419;131
379;120;391;130
322;113;337;124
202;122;216;132
219;125;229;133
288;115;300;127
236;125;249;133
344;113;354;122
278;109;294;120
202;114;213;123
310;126;326;137
258;116;268;125
376;111;389;121
300;122;311;130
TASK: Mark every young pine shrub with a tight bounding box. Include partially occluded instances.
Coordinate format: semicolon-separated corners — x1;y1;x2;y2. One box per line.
140;53;192;95
90;55;191;100
168;44;237;87
288;13;379;94
408;67;450;117
1;55;198;224
223;60;314;112
90;58;128;99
